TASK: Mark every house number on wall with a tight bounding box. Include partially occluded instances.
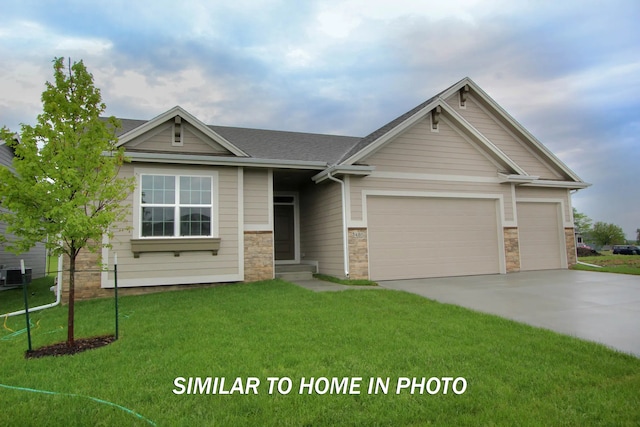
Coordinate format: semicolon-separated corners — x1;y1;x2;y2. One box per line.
352;231;366;239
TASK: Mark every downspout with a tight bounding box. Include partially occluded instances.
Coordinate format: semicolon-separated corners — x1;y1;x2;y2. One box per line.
2;255;63;318
326;171;350;278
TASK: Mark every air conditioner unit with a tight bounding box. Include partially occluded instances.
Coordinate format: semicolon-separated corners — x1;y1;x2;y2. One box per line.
0;268;32;286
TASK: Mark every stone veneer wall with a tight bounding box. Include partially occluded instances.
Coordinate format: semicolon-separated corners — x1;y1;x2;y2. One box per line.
61;242;249;304
244;231;274;282
503;227;520;273
348;228;369;280
61;249;108;303
564;227;577;266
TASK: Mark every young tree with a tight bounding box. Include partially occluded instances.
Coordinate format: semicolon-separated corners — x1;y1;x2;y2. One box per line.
0;57;134;347
590;222;626;247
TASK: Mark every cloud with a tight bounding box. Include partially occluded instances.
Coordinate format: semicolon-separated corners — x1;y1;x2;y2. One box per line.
1;0;639;237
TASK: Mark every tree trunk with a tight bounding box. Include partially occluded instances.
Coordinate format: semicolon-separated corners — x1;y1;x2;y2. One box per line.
67;252;76;347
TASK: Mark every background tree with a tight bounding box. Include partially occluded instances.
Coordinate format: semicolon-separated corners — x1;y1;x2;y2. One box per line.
0;57;134;347
572;208;593;235
590;222;626;247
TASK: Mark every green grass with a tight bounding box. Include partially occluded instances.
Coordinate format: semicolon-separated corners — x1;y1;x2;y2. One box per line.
1;276;57;315
574;254;640;275
47;255;59;277
313;273;378;286
1;280;639;426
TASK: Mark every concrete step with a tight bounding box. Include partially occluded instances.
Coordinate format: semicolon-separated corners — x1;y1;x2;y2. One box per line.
275;271;314;281
275;264;316;274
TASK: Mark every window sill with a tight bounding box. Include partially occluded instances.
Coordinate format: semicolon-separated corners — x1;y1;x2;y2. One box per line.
130;238;221;258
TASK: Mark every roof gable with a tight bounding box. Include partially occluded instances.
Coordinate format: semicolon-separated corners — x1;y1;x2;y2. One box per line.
340;77;586;186
361;109;508;177
116;106;248;157
439;78;582;181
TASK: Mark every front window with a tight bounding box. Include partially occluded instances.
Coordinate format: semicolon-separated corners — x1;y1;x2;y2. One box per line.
141;175;213;237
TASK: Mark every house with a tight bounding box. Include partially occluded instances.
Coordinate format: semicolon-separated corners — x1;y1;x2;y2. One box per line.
0;138;47;285
65;77;589;300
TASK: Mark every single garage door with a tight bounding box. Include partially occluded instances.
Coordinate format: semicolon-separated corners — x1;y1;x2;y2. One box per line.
368;196;501;281
517;202;564;271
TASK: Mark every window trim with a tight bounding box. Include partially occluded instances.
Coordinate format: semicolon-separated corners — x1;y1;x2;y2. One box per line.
133;167;219;240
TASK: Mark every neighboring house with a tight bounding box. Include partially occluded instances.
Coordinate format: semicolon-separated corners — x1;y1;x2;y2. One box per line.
0;138;47;284
67;77;589;300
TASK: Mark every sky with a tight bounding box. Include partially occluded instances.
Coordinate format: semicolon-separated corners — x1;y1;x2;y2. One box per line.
1;1;639;239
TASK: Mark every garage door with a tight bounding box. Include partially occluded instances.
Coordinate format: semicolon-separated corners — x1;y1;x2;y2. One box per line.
368;196;501;281
517;202;564;271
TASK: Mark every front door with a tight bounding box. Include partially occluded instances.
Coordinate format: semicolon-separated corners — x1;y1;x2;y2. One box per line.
274;200;296;261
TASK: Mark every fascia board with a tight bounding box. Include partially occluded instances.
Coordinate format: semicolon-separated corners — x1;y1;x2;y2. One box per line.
312;165;375;183
521;180;592;189
462;80;584;183
439;102;527;175
125;151;327;169
341;99;441;166
116;106;249;157
438;76;474;100
116;106;181;146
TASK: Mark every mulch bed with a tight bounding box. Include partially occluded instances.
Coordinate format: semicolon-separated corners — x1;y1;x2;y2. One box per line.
25;335;116;359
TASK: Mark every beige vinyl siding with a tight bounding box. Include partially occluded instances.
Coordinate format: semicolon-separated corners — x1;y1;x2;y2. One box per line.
517;202;564;270
362;114;499;176
446;94;563;180
368;196;501;280
516;186;571;223
299;181;344;278
349;176;514;224
243;169;269;226
107;164;240;286
124;121;232;155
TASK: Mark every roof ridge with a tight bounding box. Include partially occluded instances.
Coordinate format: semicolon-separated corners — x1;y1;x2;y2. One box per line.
208;124;360;140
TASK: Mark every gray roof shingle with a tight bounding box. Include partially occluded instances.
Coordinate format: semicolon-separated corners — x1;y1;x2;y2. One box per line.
337;78;467;163
106;79;465;166
111;118;361;164
209;125;360;164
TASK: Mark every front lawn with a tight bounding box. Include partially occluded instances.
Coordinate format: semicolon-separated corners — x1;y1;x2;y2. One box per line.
1;280;639;425
574;254;640;275
313;273;378;286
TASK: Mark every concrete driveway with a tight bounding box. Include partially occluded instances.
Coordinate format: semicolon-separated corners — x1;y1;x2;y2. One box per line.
379;270;640;358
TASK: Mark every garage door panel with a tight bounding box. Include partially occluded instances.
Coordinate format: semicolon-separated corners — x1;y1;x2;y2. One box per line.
518;202;563;271
368;197;501;280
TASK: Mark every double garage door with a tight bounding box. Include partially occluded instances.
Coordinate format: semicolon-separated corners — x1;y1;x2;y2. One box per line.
367;196;502;281
367;197;566;280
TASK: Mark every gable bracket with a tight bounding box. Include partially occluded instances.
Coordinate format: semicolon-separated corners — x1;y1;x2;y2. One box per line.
459;84;470;107
431;106;442;129
173;116;183;146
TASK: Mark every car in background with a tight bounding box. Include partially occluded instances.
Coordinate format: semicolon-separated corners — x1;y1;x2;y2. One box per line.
577;243;593;250
612;245;640;255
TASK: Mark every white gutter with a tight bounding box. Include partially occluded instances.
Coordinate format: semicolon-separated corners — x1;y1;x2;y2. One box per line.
2;255;63;318
325;171;350;278
123;151;328;170
520;179;591;189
